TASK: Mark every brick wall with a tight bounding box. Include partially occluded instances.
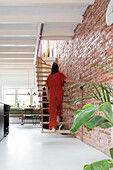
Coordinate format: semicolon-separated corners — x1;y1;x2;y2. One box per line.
56;0;113;155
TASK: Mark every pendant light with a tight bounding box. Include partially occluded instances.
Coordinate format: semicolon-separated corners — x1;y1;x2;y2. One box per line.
27;72;30;95
33;92;36;96
33;73;36;96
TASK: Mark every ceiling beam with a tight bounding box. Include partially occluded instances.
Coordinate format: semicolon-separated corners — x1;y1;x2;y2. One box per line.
0;63;34;65
0;72;35;76
43;29;74;37
0;45;35;47
0;67;34;71
0;65;35;68
42;36;73;40
0;30;37;36
0;0;95;5
0;67;35;70
0;52;34;54
0;60;33;64
0;40;36;45
0;48;35;53
0;35;36;39
0;54;34;58
0;16;83;23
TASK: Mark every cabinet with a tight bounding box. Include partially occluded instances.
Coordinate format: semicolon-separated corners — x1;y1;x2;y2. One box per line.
4;104;10;136
0;103;4;141
0;103;10;141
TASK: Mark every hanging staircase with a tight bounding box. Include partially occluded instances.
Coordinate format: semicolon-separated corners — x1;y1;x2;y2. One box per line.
36;56;74;134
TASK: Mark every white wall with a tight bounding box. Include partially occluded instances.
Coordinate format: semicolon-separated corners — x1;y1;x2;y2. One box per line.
0;74;37;102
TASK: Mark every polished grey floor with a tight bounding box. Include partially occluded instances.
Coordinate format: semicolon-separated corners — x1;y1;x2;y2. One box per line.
0;124;111;170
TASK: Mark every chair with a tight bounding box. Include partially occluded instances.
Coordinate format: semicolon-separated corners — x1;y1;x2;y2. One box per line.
33;109;41;124
23;108;34;124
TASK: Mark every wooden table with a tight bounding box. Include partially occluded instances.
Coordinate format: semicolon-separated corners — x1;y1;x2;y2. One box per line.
21;108;40;125
21;109;24;125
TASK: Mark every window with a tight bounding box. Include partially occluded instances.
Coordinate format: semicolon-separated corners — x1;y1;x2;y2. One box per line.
4;89;15;94
18;95;30;108
4;89;15;107
4;94;15;107
3;88;39;108
33;95;39;107
17;89;30;94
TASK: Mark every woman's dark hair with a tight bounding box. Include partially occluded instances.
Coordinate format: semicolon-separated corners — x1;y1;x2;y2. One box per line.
51;62;59;74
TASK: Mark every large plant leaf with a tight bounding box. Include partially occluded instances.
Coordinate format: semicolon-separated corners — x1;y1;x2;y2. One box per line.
70;102;113;133
84;115;113;130
83;160;112;170
100;82;106;102
92;83;104;103
104;83;113;94
105;88;111;103
99;121;113;129
110;148;113;159
98;102;113;122
79;90;96;99
82;103;94;110
70;105;98;133
69;81;108;89
88;88;100;100
71;96;92;108
91;63;113;74
74;110;81;118
70;81;111;105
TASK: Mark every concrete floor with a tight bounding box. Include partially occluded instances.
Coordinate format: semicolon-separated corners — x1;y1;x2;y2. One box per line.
0;124;111;170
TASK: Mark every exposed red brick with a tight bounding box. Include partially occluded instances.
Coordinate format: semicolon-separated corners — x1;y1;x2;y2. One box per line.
55;0;113;155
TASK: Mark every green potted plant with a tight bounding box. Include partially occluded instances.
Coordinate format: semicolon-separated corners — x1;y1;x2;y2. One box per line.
70;102;113;169
16;100;20;108
69;56;113;169
23;101;25;108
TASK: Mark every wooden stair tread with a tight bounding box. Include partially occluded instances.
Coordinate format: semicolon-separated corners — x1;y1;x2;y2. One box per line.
39;101;72;103
36;62;52;67
36;67;51;69
36;59;52;64
36;63;51;66
41;122;73;125
36;71;50;74
38;90;46;92
41;130;71;134
38;95;47;97
37;80;46;82
37;84;46;86
39;114;74;117
38;94;68;97
37;76;48;78
40;108;73;110
36;57;46;64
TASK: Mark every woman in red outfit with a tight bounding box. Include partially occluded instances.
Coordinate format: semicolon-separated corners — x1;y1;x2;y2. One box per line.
46;63;77;131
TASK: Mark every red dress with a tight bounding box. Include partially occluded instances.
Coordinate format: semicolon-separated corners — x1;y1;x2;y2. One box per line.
46;72;66;130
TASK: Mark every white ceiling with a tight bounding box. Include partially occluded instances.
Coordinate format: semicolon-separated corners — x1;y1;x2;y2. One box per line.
0;0;95;75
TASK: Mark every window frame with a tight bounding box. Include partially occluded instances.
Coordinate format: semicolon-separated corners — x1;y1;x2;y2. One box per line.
3;88;39;108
